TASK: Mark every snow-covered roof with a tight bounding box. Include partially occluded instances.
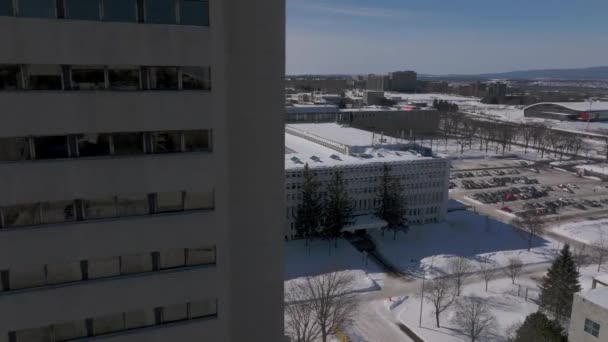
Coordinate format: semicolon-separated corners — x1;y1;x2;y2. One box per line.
580;287;608;309
595;274;608;286
287;123;408;149
575;164;608;176
285;131;432;170
523;102;608;112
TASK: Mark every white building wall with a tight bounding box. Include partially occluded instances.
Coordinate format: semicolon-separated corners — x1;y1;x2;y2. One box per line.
569;293;608;342
285;158;450;238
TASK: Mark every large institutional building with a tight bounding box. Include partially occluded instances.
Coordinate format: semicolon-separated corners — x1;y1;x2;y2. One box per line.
0;1;284;341
285;123;450;239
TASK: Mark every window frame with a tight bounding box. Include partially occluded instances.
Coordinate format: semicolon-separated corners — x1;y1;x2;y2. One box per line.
584;318;601;337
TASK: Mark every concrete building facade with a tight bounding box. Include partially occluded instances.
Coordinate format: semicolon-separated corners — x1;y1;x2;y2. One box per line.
284;124;450;239
0;1;284;341
569;286;608;341
367;74;390;91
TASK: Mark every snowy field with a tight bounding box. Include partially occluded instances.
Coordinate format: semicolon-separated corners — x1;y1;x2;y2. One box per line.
284;238;382;295
370;210;559;279
552;218;608;245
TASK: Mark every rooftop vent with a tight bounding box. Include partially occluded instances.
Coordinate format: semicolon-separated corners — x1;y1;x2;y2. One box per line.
310;155;322;162
290;156;303;164
330;154;342;161
377;153;384;158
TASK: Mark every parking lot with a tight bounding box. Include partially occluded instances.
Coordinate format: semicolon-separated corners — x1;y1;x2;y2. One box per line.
449;158;608;222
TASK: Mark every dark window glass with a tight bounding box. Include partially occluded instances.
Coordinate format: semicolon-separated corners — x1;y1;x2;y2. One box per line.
184;130;210;151
0;137;30;161
18;0;56;18
190;299;217;318
33;136;69;159
0;65;19;90
3;204;40;227
53;320;87;341
71;67;106;90
149;67;178;90
116;195;149;216
26;65;62;90
76;133;111;157
151;131;181;153
156;192;183;213
103;0;136;22
108;68;139;90
181;67;210;90
65;0;99;20
83;197;117;219
179;0;209;26
0;0;13;16
184;191;213;210
162;303;188;323
186;246;215;265
112;133;143;155
41;201;76;224
145;0;175;24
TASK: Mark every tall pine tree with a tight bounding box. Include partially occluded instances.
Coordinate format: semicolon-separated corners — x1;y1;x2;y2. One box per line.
294;164;323;243
510;312;567;342
322;171;353;249
538;244;581;322
375;164;408;240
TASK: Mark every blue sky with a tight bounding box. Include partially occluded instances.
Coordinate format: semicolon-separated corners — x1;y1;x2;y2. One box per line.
287;0;608;75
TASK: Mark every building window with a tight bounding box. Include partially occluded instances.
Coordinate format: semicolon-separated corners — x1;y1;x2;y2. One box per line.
24;65;63;90
161;303;188;323
145;0;176;24
160;249;186;269
186;247;215;265
125;309;155;329
120;253;153;275
184;130;210;151
65;0;100;20
112;132;144;155
0;0;13;16
3;204;41;227
103;0;136;22
108;67;140;90
11;326;53;342
0;65;20;90
53;321;88;341
181;67;211;90
45;261;82;285
71;66;106;90
179;0;209;26
88;256;120;279
190;299;217;318
17;0;56;18
151;131;181;153
76;133;111;157
184;191;213;210
0;137;31;161
584;318;600;337
155;191;184;213
33;136;69;159
9;265;46;290
40;200;76;224
83;197;117;220
149;67;178;90
116;194;149;217
93;313;125;335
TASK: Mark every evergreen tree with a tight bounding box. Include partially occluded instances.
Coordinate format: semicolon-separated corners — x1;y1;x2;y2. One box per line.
322;172;353;248
375;164;408;240
510;312;568;342
294;164;323;242
538;244;582;322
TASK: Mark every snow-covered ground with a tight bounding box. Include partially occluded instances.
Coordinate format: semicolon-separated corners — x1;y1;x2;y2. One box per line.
370;210;559;279
284;238;382;295
552;218;608;245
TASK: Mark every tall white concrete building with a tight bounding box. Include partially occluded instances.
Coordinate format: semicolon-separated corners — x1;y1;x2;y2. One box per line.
0;1;284;341
569;283;608;341
285;123;450;239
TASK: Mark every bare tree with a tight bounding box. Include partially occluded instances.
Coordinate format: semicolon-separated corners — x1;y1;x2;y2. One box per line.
520;124;536;154
451;297;497;342
547;130;565;159
597;128;608;160
478;261;498;292
503;258;523;284
532;124;549;158
424;277;456;328
573;246;590;272
514;215;544;251
285;283;321;342
595;230;608;272
305;272;359;342
496;125;514;155
448;257;474;296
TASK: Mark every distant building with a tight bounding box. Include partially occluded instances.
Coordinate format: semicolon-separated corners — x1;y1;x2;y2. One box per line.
524;102;608;121
285;78;350;93
364;91;386;105
367;74;391;91
487;82;507;97
284;123;450;239
389;71;418;93
569;285;608;341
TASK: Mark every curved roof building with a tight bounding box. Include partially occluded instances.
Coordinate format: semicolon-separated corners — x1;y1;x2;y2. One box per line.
524;102;608;121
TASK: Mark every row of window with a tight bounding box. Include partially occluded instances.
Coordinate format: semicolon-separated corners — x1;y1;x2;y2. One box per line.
0;65;210;91
584;318;600;337
8;298;217;342
0;130;211;162
0;246;215;292
0;190;213;229
0;0;209;26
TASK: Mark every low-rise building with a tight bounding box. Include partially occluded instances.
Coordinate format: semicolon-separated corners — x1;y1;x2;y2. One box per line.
569;286;608;341
364;91;386;105
284;123;450;239
524;102;608;121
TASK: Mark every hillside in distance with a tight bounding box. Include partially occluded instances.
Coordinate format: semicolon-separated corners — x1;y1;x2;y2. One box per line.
421;66;608;81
